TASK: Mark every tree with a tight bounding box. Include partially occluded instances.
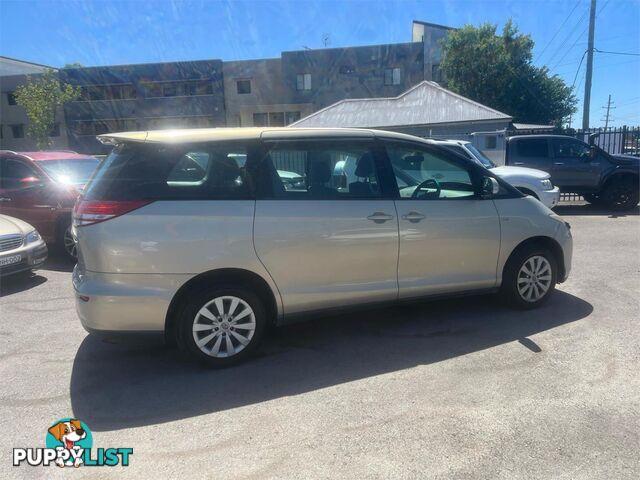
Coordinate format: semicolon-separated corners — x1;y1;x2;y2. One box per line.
440;20;577;127
14;69;81;149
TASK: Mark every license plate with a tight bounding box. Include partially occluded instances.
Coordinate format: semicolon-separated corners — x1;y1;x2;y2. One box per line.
0;254;22;266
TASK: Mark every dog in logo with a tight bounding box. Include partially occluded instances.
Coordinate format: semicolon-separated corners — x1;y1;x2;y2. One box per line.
47;419;86;467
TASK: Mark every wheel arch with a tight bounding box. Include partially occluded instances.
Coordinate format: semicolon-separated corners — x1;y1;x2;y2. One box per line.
602;170;639;189
514;186;539;200
164;267;279;343
503;236;565;282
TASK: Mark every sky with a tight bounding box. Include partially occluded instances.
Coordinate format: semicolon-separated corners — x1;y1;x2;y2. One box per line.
1;0;638;127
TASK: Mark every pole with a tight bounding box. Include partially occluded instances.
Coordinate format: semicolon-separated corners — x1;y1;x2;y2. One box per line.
582;0;597;130
603;94;613;129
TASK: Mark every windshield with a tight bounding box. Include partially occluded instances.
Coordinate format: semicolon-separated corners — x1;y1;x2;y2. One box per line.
464;144;496;168
37;158;100;185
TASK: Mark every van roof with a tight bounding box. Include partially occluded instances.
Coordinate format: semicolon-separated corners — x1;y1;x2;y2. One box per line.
97;127;430;145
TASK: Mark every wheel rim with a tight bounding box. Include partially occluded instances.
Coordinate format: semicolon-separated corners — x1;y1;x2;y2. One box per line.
192;296;256;358
517;255;552;302
608;184;633;207
63;226;77;259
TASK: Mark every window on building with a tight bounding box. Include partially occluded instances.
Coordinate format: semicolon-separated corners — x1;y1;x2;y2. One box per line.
431;64;443;83
384;68;401;86
268;112;285;127
0;125;3;139
484;136;497;149
49;123;60;137
163;83;177;97
253;113;268;127
7;92;17;105
10;124;24;138
296;73;311;91
285;111;301;125
236;79;251;94
94;122;109;135
196;81;213;95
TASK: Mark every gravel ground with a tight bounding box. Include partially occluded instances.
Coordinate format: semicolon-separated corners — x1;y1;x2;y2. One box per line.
1;203;638;479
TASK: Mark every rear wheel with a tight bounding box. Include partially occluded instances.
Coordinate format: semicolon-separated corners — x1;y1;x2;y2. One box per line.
601;177;639;211
176;286;266;367
501;245;557;309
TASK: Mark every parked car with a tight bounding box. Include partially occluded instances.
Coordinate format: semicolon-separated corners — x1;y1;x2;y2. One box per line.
0;151;101;259
73;127;572;366
432;139;560;209
0;214;47;277
505;135;639;210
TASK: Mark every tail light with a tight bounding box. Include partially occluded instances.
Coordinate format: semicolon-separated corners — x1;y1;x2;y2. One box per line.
73;199;152;227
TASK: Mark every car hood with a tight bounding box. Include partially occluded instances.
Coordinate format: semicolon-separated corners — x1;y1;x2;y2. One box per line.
0;214;34;236
611;154;640;166
491;165;550;180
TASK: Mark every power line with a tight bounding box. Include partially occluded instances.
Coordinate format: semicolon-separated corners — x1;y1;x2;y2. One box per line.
594;48;640;57
536;1;581;62
546;7;590;68
571;50;588;88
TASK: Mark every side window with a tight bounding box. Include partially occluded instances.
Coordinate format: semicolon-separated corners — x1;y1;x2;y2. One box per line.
516;139;549;158
386;144;476;200
262;142;382;199
83;143;251;201
553;139;590;159
0;159;42;190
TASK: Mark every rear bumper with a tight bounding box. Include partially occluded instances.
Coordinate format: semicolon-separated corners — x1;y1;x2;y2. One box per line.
539;187;561;209
73;267;192;335
0;241;48;277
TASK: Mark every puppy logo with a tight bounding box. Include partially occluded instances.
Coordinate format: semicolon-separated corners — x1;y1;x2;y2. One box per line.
46;418;92;468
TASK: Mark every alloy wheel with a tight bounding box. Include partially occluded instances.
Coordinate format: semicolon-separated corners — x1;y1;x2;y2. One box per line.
63;226;77;259
517;255;552;302
192;296;256;358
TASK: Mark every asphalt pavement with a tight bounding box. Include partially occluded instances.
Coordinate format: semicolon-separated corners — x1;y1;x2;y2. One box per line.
1;203;638;479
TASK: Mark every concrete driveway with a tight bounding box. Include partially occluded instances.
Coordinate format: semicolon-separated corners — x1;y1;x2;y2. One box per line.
1;205;638;479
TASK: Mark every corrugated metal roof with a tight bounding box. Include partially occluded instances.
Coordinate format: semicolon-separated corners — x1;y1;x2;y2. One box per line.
290;81;511;128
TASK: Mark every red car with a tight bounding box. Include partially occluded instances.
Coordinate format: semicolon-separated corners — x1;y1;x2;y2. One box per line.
0;151;100;259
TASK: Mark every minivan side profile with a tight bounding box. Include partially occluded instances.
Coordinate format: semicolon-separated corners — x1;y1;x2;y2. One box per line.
73;128;572;366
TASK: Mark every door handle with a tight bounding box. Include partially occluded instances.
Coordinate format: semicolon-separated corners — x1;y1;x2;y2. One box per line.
513;162;524;166
553;162;564;166
0;197;12;202
367;212;394;223
401;211;426;223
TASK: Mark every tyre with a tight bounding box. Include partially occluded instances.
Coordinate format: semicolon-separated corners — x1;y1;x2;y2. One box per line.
601;177;639;211
57;219;77;260
176;285;267;367
501;245;557;309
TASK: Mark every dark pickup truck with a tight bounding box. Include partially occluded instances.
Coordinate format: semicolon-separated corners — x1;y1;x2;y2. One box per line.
505;135;639;210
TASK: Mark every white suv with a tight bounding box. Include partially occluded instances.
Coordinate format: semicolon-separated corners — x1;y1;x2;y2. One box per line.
433;139;561;209
73;128;572;366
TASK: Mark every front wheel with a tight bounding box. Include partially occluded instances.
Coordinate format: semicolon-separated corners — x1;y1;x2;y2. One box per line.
176;286;267;367
501;246;557;309
601;177;639;211
57;220;77;260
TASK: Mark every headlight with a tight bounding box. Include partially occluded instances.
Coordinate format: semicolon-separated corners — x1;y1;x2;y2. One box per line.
25;230;41;244
540;179;554;191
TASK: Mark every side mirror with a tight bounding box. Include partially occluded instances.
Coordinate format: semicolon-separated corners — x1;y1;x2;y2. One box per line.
481;176;500;198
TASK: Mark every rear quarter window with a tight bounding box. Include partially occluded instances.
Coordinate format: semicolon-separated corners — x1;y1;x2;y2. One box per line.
83;142;252;200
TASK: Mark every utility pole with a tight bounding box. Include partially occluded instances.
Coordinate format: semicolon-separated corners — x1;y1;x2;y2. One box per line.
601;94;615;129
582;0;597;130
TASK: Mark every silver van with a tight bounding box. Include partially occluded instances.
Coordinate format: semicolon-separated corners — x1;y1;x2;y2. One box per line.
73;128;572;366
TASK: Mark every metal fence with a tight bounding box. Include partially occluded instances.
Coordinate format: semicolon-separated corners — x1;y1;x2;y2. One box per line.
508;126;640;157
